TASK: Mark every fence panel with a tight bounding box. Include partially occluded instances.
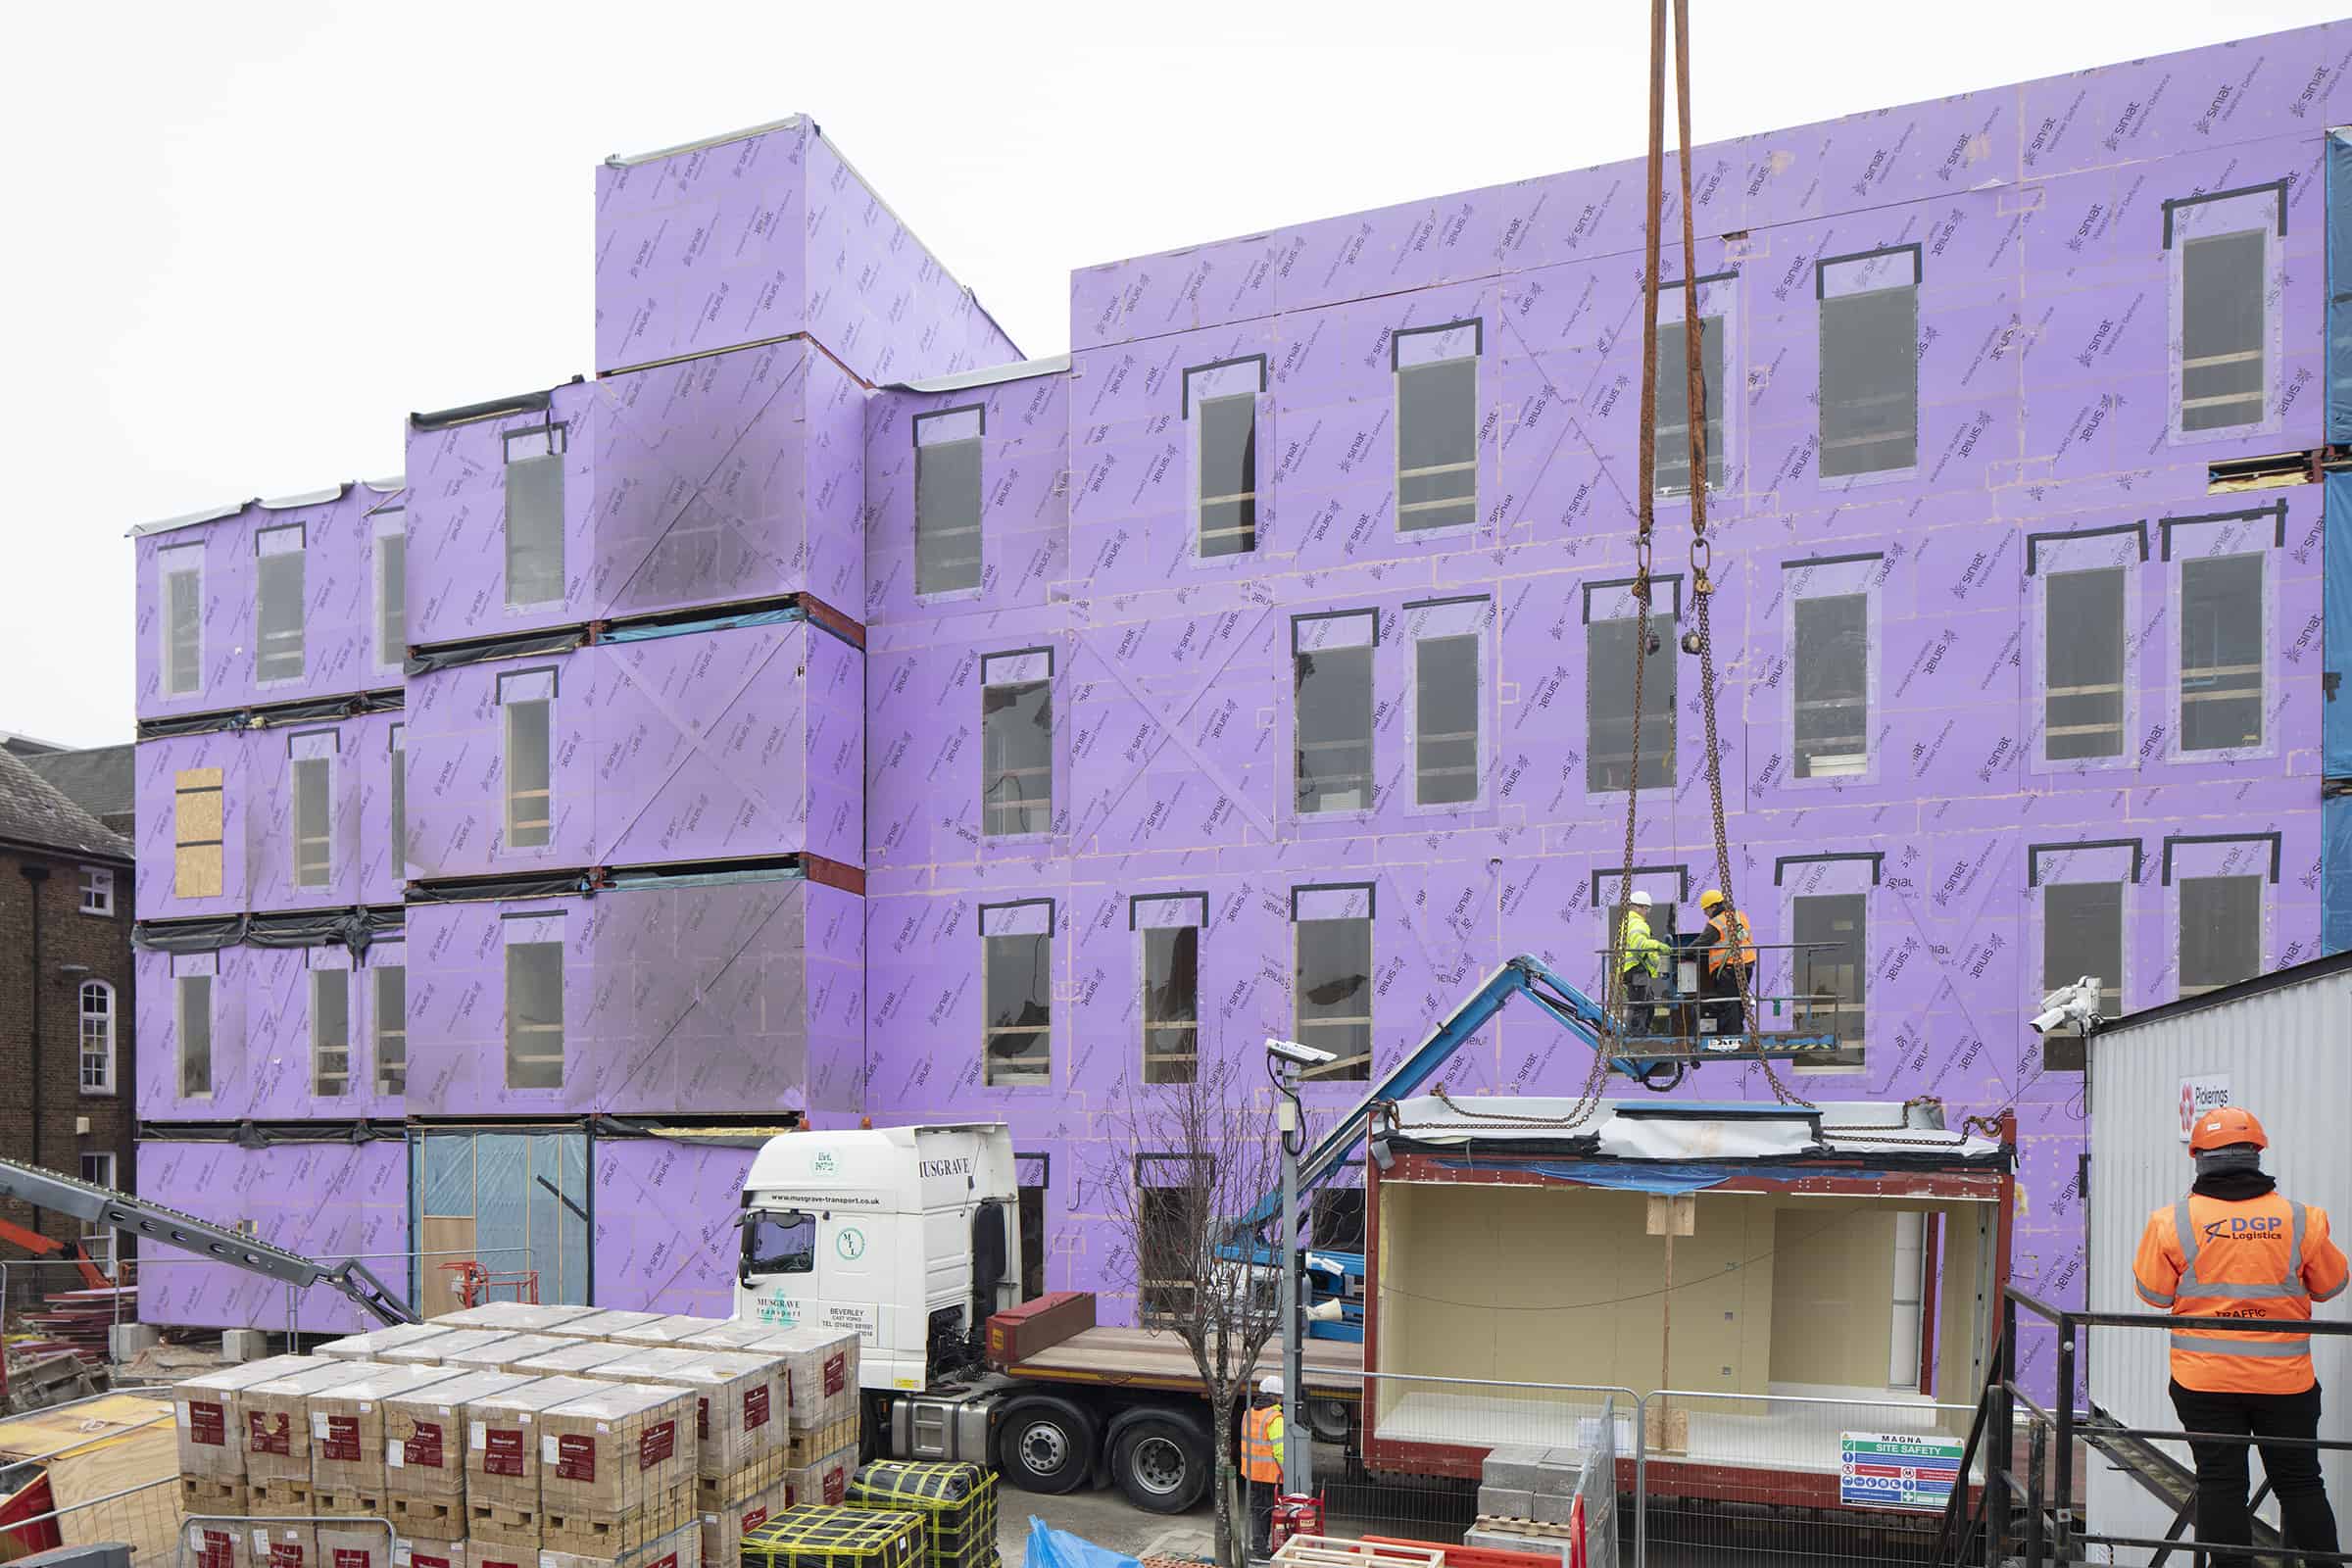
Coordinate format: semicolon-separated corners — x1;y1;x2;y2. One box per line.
1577;1395;1618;1568
1634;1390;1980;1568
0;1475;177;1564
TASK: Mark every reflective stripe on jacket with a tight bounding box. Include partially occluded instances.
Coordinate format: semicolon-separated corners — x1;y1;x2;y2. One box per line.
2132;1190;2350;1394
1705;910;1757;975
1241;1401;1285;1482
1619;910;1667;977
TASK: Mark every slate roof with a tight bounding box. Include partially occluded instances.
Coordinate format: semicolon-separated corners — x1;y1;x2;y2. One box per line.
0;745;133;861
24;745;133;834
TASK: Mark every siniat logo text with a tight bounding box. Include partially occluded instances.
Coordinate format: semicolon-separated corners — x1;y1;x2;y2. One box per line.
918;1157;974;1180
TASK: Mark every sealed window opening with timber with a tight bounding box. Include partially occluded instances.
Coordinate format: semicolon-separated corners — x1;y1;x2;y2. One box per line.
289;731;335;889
2179;552;2264;752
2044;566;2127;760
1187;358;1265;560
913;406;984;596
1652;314;1725;496
1793;892;1867;1066
1587;612;1676;793
1394;320;1481;533
983;900;1054;1088
1295;612;1376;815
504;423;567;607
176;966;213;1099
504;918;565;1090
374;956;408;1098
312;965;351;1099
499;669;557;850
1293;884;1374;1082
1817;247;1921;478
254;523;306;683
980;650;1054;838
160;543;204;697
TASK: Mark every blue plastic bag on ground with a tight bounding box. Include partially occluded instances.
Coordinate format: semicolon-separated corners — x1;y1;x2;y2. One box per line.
1024;1516;1143;1568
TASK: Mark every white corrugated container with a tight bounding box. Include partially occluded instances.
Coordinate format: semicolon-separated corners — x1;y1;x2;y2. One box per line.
2085;954;2352;1563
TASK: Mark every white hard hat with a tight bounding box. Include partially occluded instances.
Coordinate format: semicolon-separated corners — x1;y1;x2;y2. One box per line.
1630;890;1652;907
1258;1374;1283;1396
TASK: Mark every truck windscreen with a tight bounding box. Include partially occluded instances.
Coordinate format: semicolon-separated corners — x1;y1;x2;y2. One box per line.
742;1210;815;1276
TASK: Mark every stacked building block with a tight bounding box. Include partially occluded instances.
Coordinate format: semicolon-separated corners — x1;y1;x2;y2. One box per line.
384;1370;536;1540
172;1353;318;1516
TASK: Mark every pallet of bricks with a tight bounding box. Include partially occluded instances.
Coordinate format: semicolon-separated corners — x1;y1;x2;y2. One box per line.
844;1461;1000;1568
382;1368;536;1557
682;1324;861;1508
585;1346;792;1568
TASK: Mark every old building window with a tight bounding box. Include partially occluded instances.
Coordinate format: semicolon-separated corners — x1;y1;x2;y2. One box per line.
505;423;567;607
1134;894;1207;1085
1293;884;1373;1081
160;543;204;697
1408;597;1487;807
1187;357;1266;560
289;730;336;888
374;953;407;1098
172;766;225;900
1817;247;1921;477
311;962;351;1098
78;1152;117;1276
1395;320;1480;532
254;523;307;684
499;668;556;850
375;509;407;671
1295;611;1376;815
77;866;115;916
913;406;985;596
504;914;564;1090
982;900;1054;1087
78;981;114;1093
981;649;1054;838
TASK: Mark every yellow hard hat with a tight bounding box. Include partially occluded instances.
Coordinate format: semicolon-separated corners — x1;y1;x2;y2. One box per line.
1699;889;1726;911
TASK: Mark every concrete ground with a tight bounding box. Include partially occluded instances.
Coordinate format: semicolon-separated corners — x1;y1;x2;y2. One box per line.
995;1482;1214;1565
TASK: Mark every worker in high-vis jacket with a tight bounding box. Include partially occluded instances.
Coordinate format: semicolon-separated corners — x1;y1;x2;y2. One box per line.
1241;1374;1285;1555
1618;890;1669;1031
1698;889;1757;1036
2132;1106;2347;1565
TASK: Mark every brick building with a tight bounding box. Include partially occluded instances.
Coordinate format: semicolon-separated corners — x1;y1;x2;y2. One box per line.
0;746;136;1278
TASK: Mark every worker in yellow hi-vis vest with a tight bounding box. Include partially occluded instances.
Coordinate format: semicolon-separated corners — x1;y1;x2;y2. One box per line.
1241;1374;1285;1556
1618;891;1669;1033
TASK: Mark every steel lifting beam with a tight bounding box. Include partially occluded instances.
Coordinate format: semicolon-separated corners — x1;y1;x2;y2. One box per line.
0;1153;417;1326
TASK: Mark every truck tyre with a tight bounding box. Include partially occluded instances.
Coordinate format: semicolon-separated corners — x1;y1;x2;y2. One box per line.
1109;1414;1209;1514
997;1396;1095;1494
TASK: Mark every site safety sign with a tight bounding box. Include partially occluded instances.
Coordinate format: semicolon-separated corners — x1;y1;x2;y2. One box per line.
1839;1432;1964;1510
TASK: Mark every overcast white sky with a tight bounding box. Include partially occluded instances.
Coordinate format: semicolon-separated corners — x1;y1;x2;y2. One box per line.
3;0;2343;747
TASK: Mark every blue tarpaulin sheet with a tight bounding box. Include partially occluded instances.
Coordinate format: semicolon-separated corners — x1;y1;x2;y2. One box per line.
1024;1518;1140;1568
1429;1158;1732;1194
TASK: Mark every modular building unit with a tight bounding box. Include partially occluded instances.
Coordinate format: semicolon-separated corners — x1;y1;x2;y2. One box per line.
132;482;402;722
134;709;403;922
402;341;870;650
1362;1098;2011;1504
401;610;862;881
402;867;862;1119
2083;952;2352;1563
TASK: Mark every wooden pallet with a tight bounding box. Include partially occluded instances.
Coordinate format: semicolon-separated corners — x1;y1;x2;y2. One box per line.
466;1498;543;1552
1273;1537;1450;1568
783;1414;858;1468
178;1474;249;1516
314;1487;385;1521
250;1477;316;1519
385;1493;464;1537
1472;1515;1580;1540
695;1451;785;1510
540;1481;695;1558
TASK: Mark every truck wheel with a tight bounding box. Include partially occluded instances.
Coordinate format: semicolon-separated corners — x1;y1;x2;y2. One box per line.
1111;1416;1209;1514
997;1396;1095;1494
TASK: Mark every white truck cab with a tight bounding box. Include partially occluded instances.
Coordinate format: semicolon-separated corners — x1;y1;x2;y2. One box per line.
735;1123;1021;1393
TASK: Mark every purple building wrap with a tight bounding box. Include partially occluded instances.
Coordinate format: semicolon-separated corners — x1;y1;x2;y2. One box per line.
402;873;862;1120
134;1140;408;1335
593;118;1020;383
402;617;862;881
127;25;2352;1392
590;1138;761;1318
132;483;400;723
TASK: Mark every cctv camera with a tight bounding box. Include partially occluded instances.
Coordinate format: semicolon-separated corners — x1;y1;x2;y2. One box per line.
2030;976;2103;1036
1265;1037;1338;1068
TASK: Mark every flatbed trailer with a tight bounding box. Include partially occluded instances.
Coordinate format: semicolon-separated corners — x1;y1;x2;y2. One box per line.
1002;1323;1363;1400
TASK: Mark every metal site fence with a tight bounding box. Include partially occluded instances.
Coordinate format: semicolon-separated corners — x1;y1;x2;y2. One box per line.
1295;1370;1984;1568
0;1391;179;1563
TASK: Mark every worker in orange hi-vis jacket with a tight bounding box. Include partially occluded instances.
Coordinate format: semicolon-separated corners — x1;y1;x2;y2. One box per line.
2133;1106;2348;1566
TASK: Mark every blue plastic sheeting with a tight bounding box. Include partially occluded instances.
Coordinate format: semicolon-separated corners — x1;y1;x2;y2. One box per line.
2332;133;2352;443
1024;1518;1139;1568
600;606;805;645
1428;1157;1731;1194
2329;471;2352;776
411;1131;591;1306
2327;795;2352;956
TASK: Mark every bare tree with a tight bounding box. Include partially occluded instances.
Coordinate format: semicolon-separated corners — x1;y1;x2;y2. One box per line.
1098;1054;1292;1568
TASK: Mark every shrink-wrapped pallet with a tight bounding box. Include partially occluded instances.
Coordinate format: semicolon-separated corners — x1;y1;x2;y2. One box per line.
507;1342;641;1379
316;1325;455;1362
464;1376;612;1550
605;1314;730;1349
174;1354;317;1485
701;1479;786;1568
536;1383;700;1558
434;1333;571;1373
389;1537;462;1568
741;1507;921;1568
538;1521;701;1568
842;1462;999;1568
538;1309;668;1341
182;1519;253;1568
383;1369;534;1540
434;1302;603;1333
249;1522;320;1568
310;1364;469;1506
780;1444;856;1510
578;1348;786;1479
739;1329;858;1430
241;1360;394;1512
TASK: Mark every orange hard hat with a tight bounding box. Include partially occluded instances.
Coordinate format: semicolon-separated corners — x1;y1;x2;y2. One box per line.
2187;1105;2268;1153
